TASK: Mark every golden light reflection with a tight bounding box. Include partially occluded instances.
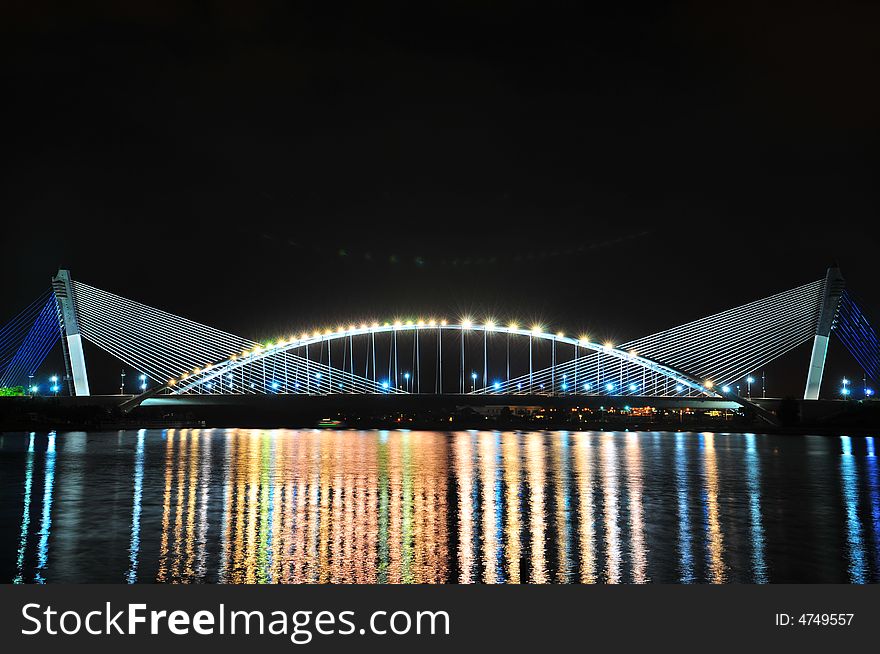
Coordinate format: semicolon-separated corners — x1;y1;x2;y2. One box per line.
501;433;522;584
454;432;476;583
156;429;174;582
625;433;648;583
526;432;548;583
553;434;573;583
573;433;597;583
154;430;453;584
702;433;727;583
479;432;501;583
145;429;758;585
600;433;621;584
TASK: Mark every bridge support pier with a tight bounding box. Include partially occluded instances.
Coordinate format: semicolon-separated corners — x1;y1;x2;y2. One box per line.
52;269;91;396
804;266;846;400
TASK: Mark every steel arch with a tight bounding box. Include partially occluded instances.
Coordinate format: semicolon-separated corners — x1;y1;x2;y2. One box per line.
167;322;719;397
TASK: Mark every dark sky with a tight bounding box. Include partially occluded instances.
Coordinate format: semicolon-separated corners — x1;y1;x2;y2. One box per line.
2;1;878;393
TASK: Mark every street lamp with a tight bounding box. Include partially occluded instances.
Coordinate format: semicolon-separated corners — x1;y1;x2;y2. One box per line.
120;370;126;395
404;372;410;393
842;378;850;398
50;375;59;396
139;373;147;392
746;376;755;398
471;372;477;393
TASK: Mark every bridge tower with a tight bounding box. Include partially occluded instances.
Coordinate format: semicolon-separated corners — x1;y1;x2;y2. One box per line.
803;266;846;400
51;269;91;396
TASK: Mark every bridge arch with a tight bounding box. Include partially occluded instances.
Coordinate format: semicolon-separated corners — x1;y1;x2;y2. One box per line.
165;321;718;398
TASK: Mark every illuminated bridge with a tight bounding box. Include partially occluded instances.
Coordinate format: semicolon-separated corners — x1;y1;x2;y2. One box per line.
1;267;877;422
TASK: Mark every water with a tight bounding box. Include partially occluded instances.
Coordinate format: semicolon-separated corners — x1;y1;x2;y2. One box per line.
1;429;878;584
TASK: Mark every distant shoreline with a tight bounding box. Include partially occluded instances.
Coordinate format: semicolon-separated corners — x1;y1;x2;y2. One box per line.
2;394;878;435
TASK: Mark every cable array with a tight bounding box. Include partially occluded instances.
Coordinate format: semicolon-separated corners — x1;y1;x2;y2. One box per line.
174;349;401;395
620;280;825;387
835;290;880;385
72;281;391;394
72;281;254;384
0;294;61;388
475;347;706;397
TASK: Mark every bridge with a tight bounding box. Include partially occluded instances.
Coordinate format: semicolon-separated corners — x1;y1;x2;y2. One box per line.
1;267;877;425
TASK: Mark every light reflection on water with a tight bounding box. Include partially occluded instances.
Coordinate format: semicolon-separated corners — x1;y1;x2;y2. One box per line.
2;429;880;584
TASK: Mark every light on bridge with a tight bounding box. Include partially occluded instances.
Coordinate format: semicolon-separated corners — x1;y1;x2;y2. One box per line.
531;324;542;334
675;385;684;393
606;383;615;392
462;318;473;329
493;381;501;390
509;322;518;330
584;383;591;391
629;383;638;392
485;320;496;330
722;385;732;394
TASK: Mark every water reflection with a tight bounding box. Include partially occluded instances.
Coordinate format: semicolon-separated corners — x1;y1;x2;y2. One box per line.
866;437;880;574
675;433;695;583
13;433;36;584
600;434;621;583
700;433;727;583
573;433;596;583
5;429;880;583
744;434;767;583
126;429;145;583
840;436;866;583
625;433;648;583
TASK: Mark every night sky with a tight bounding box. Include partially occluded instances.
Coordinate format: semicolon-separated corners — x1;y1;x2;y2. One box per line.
2;1;878;394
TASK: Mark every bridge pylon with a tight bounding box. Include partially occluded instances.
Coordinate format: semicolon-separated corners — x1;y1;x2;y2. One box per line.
51;269;91;396
803;266;846;400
